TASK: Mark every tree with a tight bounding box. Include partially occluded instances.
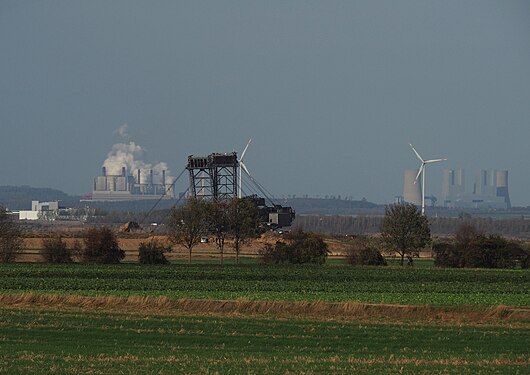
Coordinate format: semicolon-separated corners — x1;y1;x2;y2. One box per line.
227;198;261;264
167;198;210;263
138;239;172;264
79;227;124;263
259;229;329;264
0;207;22;263
210;201;230;264
380;203;431;266
41;234;73;263
345;236;386;266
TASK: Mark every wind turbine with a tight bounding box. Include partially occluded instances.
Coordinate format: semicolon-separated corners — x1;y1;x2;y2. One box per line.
238;139;252;198
409;143;447;215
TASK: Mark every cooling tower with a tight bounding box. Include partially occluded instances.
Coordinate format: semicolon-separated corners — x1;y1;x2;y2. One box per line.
94;176;107;191
441;169;465;203
475;169;497;196
495;170;511;208
403;169;421;205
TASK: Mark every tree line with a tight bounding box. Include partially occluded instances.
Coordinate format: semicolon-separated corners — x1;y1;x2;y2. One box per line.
2;202;529;269
295;214;530;239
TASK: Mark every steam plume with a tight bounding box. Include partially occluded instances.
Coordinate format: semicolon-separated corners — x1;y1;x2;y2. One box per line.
102;126;173;185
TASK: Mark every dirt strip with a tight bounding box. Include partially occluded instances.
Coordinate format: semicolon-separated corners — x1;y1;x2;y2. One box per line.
0;293;528;325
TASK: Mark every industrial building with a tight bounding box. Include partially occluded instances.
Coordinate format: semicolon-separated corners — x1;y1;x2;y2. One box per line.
91;167;174;201
441;169;511;209
18;201;60;220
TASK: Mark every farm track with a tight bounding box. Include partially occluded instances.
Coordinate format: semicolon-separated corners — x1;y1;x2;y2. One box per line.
1;293;528;326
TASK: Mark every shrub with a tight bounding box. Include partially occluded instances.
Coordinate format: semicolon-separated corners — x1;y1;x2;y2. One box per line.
345;237;386;266
41;235;73;263
259;229;329;264
521;251;530;269
79;227;124;264
138;239;171;264
432;240;460;268
433;225;527;269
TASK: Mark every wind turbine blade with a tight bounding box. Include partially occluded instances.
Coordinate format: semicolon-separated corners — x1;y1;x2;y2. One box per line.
240;138;252;161
409;143;424;162
425;158;447;164
240;161;250;176
414;164;424;182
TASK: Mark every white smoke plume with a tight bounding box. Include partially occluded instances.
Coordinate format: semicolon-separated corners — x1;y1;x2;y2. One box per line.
114;123;131;140
102;126;173;185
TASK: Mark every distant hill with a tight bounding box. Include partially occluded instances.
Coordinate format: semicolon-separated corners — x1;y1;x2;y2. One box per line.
0;185;180;213
0;185;382;215
0;186;81;210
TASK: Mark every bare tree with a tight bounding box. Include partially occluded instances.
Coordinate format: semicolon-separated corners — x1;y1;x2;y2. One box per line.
167;198;210;263
0;207;23;263
381;203;431;266
227;198;261;264
211;200;230;264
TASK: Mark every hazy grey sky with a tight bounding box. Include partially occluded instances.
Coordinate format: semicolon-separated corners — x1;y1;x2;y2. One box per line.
1;1;530;205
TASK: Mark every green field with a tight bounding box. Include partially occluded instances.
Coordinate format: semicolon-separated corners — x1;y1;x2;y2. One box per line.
0;308;528;374
0;263;528;374
0;263;528;306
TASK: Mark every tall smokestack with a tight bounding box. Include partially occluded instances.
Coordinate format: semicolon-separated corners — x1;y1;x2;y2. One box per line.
162;170;166;186
102;167;106;176
137;169;141;184
121;167;126;177
150;169;154;185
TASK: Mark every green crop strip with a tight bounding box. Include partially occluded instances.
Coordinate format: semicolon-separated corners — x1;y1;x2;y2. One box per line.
0;263;528;306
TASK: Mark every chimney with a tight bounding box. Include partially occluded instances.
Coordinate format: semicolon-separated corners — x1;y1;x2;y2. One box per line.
122;167;126;177
162;170;166;186
137;169;141;184
150;169;154;185
102;166;106;176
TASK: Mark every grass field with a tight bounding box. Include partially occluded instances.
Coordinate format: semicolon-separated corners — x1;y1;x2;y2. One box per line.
0;263;528;374
0;263;528;306
0;308;528;374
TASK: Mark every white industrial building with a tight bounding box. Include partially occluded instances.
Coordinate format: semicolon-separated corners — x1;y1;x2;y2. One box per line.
18;201;60;220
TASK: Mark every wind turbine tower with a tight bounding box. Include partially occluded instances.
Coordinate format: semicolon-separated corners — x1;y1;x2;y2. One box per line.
409;143;447;215
238;139;252;198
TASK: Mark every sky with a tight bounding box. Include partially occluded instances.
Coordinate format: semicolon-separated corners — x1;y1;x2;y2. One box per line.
1;1;530;205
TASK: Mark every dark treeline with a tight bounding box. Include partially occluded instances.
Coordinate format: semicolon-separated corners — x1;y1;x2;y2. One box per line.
294;215;530;239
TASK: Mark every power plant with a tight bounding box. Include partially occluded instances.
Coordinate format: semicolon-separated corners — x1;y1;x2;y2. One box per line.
91;166;174;201
441;169;511;209
402;168;511;210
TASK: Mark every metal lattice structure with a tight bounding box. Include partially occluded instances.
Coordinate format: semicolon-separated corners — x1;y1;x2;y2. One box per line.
187;153;238;201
